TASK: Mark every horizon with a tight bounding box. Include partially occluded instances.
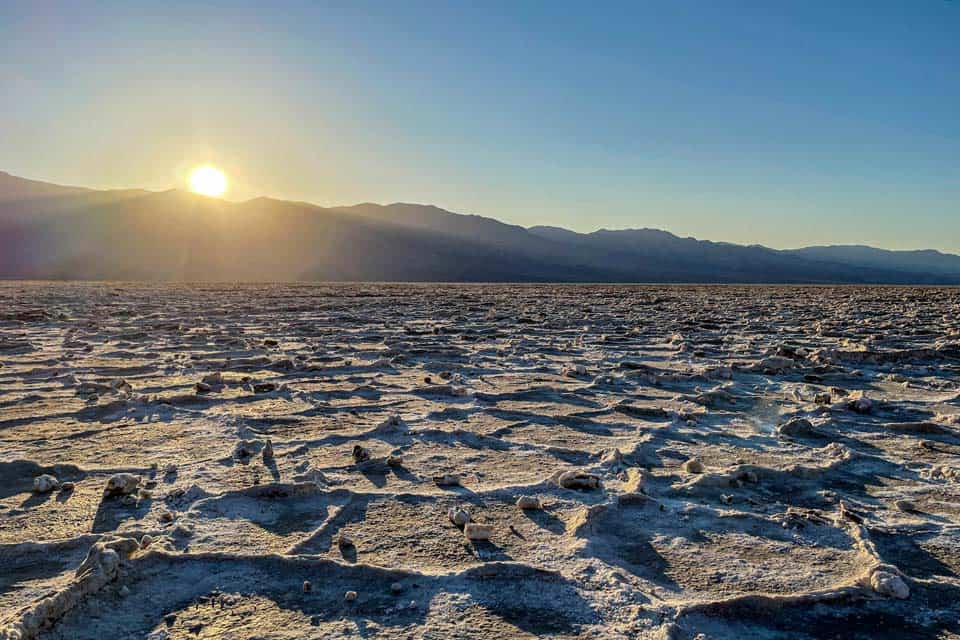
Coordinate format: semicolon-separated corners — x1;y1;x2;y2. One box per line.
3;168;958;257
2;2;959;253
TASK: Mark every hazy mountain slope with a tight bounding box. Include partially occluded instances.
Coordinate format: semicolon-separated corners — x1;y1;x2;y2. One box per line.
786;245;960;277
0;187;616;281
0;170;91;200
332;203;526;241
0;171;150;226
330;203;579;261
2;171;959;283
527;226;960;284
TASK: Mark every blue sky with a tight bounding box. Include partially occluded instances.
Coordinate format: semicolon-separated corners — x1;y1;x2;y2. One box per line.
1;1;958;250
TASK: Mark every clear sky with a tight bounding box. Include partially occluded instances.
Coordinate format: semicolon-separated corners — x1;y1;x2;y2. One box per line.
2;1;958;251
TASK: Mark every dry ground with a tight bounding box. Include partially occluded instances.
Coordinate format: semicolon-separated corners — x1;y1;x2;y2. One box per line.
1;283;959;639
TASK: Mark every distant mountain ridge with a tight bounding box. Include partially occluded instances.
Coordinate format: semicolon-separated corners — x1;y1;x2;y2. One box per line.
1;170;958;283
784;245;960;276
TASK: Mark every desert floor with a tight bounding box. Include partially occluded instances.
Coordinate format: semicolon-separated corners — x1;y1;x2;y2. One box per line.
1;283;958;639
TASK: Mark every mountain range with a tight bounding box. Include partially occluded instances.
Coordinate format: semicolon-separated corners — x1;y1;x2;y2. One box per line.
2;170;959;283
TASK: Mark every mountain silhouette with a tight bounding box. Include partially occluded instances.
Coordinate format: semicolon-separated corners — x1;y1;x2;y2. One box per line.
2;171;958;283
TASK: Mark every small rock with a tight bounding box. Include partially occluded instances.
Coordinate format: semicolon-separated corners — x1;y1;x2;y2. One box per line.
871;569;910;599
561;364;587;377
433;473;461;486
753;355;795;373
390;582;403;594
464;523;492;541
352;445;371;463
557;470;600;490
263;439;274;461
386;454;403;467
60;481;76;492
252;381;278;394
337;534;355;548
201;372;223;386
600;448;624;468
448;507;471;527
847;390;874;414
516;495;542;510
345;590;358;602
119;585;131;597
195;381;212;394
894;499;916;513
682;458;705;474
777;417;814;437
33;474;59;493
104;473;140;497
303;580;312;593
376;414;404;431
234;441;254;459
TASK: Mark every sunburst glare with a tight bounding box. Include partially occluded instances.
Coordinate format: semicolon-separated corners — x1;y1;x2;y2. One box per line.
188;165;228;197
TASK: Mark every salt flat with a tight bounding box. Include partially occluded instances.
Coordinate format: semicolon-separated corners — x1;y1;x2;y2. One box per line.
0;283;958;639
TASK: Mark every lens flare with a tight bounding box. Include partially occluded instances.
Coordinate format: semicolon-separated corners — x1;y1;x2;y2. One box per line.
188;165;228;197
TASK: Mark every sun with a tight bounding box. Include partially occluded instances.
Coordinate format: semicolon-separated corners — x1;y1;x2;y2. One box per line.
188;165;228;197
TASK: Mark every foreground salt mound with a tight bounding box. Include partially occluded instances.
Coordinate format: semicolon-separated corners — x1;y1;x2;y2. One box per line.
0;537;139;640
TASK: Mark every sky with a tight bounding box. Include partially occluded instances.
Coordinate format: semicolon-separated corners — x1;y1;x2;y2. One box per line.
1;1;958;251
